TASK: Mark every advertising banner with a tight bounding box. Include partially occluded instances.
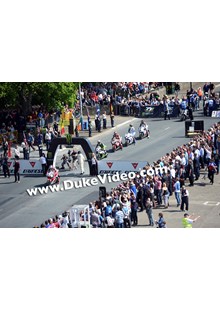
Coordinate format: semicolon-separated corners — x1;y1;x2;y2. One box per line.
98;160;148;175
212;111;220;117
0;159;43;175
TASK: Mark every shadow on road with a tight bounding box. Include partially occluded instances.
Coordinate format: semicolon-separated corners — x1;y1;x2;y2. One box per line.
0;181;16;185
193;182;206;187
162;210;182;213
24;175;44;178
33;183;48;188
60;173;91;178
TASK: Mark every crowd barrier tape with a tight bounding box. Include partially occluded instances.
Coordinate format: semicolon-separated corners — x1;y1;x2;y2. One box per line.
0;159;42;175
98;160;148;175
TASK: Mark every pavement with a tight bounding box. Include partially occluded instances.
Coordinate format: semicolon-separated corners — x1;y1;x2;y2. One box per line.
136;171;220;228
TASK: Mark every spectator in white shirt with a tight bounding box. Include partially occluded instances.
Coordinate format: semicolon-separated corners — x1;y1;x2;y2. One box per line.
14;145;21;159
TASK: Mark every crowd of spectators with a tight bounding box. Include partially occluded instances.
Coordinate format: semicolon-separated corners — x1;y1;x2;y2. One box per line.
116;84;220;118
80;82;163;106
2;82;218;158
80;82;220;119
0;105;63;160
0;107;61;135
37;120;220;228
0;82;166;159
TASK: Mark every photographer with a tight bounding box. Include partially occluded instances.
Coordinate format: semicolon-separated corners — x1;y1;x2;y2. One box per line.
60;154;71;170
180;186;189;212
69;148;78;170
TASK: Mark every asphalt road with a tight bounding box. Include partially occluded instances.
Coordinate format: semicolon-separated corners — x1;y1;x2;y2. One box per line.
0;111;219;227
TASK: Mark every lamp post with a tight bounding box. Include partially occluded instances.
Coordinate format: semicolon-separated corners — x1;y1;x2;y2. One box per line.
79;82;83;130
79;82;83;117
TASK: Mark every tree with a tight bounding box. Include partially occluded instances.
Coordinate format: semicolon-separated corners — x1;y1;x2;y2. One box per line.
0;82;79;115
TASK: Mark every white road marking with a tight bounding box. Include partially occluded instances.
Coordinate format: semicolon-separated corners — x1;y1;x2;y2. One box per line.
90;118;136;140
117;118;136;128
203;201;220;205
164;127;170;131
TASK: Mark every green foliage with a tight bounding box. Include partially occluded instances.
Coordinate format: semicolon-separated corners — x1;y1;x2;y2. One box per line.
66;133;72;145
0;82;79;115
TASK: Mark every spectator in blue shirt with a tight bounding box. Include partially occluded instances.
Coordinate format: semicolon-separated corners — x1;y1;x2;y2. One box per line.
129;180;137;197
115;206;124;228
155;213;167;228
174;178;181;207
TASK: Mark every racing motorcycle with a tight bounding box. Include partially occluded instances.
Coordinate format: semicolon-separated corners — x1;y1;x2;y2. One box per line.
111;139;123;152
95;145;108;160
180;109;193;121
124;133;136;146
139;126;150;139
46;168;60;185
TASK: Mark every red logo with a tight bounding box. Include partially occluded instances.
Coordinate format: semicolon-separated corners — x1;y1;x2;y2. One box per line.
8;162;12;168
107;162;113;168
30;162;36;168
132;163;138;169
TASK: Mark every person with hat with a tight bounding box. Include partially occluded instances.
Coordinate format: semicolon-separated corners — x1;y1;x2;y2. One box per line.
182;213;200;228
